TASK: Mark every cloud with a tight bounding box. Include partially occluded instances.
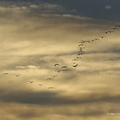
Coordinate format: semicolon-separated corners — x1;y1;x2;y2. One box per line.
0;86;120;119
0;87;120;105
0;1;120;120
16;65;38;69
105;5;112;9
29;4;39;8
39;3;62;10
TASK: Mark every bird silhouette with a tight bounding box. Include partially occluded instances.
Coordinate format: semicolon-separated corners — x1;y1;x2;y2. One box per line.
48;87;55;89
30;81;34;83
3;73;9;75
54;64;59;66
39;84;43;86
73;64;78;67
62;66;67;68
46;78;53;80
16;74;20;77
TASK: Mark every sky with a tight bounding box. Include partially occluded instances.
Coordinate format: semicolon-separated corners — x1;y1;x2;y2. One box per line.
0;0;120;120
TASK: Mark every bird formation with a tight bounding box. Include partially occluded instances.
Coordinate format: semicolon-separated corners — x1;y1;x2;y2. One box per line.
3;73;21;77
43;24;120;88
3;25;120;90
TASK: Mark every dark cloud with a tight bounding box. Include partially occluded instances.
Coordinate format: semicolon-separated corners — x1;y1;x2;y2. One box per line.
0;88;120;105
37;0;120;20
1;0;120;21
0;1;120;120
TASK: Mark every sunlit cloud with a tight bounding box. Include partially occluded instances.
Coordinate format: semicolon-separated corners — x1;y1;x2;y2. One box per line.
105;5;112;9
29;4;39;8
16;65;38;69
0;0;120;120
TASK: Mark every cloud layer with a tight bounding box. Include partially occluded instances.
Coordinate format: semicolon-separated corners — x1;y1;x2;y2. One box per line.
0;1;120;120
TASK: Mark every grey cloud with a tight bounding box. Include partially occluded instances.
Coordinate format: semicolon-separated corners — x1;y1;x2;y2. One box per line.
0;88;120;105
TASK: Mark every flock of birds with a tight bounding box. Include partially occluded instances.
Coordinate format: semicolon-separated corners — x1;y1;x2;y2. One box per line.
3;25;120;90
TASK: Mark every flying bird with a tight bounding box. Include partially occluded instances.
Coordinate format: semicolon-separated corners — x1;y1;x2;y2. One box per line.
30;81;34;83
3;73;9;75
39;84;43;86
87;41;90;43
78;51;84;55
62;66;67;68
105;31;108;34
76;57;81;59
16;74;20;77
112;27;119;30
73;64;78;67
99;36;104;38
52;75;58;78
115;25;120;28
72;59;77;61
57;70;61;72
94;38;100;41
46;78;53;80
48;87;56;89
78;44;84;46
107;30;114;33
54;64;59;66
78;53;83;55
62;69;69;71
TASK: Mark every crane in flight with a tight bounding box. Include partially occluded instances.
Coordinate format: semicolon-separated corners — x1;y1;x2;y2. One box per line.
62;66;67;68
48;87;56;89
54;64;59;66
16;74;20;77
46;78;53;80
39;84;43;86
73;64;78;67
30;81;34;83
3;73;9;75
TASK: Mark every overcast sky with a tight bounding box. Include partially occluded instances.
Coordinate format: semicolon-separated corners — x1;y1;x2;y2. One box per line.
0;0;120;120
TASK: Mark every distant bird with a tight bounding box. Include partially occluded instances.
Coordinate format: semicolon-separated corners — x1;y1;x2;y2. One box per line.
80;40;86;43
107;30;114;33
62;69;69;71
87;41;90;43
48;87;55;89
62;66;67;68
54;64;59;66
112;27;119;30
16;74;20;77
46;78;53;80
30;81;34;83
94;38;100;41
76;57;81;59
39;84;43;86
3;73;9;75
72;59;77;61
52;75;58;78
78;51;83;55
99;36;104;38
78;44;84;46
57;70;61;72
115;25;120;28
73;64;78;67
78;53;83;55
105;31;108;34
